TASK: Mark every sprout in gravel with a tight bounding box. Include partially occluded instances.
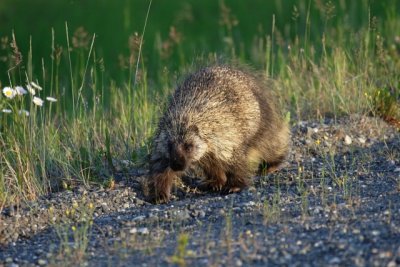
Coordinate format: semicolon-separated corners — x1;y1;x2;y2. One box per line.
2;87;16;99
33;96;44;106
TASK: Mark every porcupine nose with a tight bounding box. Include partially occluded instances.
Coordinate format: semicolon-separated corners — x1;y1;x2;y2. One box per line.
169;144;187;171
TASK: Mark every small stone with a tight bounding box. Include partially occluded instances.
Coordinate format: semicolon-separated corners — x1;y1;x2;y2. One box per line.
174;209;190;221
132;215;146;222
198;210;206;218
136;199;144;205
394;167;400;173
129;227;137;234
371;230;380;236
101;202;110;212
358;137;366;144
344;135;352;145
329;257;341;264
38;259;48;266
5;257;13;263
313;206;323;214
314;241;323;247
138;227;149;235
235;259;243;266
245;201;256;207
379;251;391;258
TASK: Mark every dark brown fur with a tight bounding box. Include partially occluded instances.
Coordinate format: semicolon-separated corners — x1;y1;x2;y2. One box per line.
148;65;289;203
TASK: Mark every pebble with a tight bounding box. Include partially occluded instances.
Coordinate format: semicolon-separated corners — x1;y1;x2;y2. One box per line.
173;209;190;221
314;241;323;247
235;259;243;266
344;135;352;145
37;259;48;266
132;215;146;222
371;230;380;236
138;227;149;235
358;136;366;144
329;257;341;264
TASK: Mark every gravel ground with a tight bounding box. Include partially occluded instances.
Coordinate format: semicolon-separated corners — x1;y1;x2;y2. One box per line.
1;115;399;267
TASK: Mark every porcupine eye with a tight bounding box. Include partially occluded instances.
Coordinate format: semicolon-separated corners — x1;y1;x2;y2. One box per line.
184;143;194;153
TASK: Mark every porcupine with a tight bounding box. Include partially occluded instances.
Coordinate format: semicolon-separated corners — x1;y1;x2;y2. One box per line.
148;65;289;202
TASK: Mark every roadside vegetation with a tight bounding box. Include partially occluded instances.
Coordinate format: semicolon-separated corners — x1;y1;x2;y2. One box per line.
0;0;399;215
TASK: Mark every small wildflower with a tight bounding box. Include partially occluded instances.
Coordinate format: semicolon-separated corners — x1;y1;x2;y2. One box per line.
30;81;42;90
33;96;44;106
18;110;30;116
2;109;12;113
298;166;303;173
65;209;70;216
26;84;36;95
2;87;16;99
315;139;321;145
15;86;27;95
62;181;69;189
72;201;79;209
46;96;57;102
88;202;94;210
71;225;77;232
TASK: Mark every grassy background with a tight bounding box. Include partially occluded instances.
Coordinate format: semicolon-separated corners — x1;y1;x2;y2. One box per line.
0;0;399;207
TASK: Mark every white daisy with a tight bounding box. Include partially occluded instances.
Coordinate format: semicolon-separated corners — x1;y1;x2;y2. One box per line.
15;86;28;95
46;96;57;102
26;84;36;95
2;109;12;113
33;96;44;106
2;87;16;99
30;81;43;91
18;109;30;116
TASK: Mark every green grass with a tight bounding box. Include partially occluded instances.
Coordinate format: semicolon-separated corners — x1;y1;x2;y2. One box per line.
0;0;399;207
